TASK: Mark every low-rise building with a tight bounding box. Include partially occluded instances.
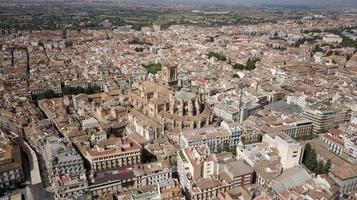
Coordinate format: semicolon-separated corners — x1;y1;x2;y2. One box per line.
275;173;340;200
310;139;351;169
320;126;357;164
322;34;343;44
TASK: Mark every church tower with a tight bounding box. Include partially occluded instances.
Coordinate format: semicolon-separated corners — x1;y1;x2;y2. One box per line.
161;65;178;86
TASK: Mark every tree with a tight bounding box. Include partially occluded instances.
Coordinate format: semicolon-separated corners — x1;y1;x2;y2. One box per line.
142;149;158;163
303;143;317;171
135;47;145;52
207;52;227;61
302;143;312;164
274;31;278;37
322;159;332;174
303;143;331;174
129;38;152;45
306;149;317;171
311;45;323;56
315;160;325;174
232;63;245;70
32;90;60;100
232;74;239;78
230;146;237;156
62;85;102;96
142;63;162;74
232;57;260;71
245;57;260;70
245;58;255;70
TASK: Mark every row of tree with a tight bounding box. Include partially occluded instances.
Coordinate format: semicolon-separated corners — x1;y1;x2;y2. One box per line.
135;47;145;52
215;144;237;156
142;63;162;74
232;57;261;71
129;38;152;46
62;85;102;96
207;51;227;61
326;29;357;49
302;143;332;175
32;85;102;101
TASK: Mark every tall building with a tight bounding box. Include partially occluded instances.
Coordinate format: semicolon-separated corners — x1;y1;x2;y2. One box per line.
262;132;303;170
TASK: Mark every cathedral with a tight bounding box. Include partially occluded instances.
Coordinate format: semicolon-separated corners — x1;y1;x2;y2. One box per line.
127;64;215;132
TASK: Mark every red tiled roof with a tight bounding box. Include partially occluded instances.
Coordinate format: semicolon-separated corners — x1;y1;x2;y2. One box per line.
192;77;207;85
329;128;342;136
322;133;344;146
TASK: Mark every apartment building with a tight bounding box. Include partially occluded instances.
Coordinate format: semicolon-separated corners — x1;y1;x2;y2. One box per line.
0;135;24;193
76;137;142;172
180;122;241;152
303;102;351;134
320;127;357;164
329;164;357;196
177;145;254;200
213;104;240;122
43;136;88;200
88;161;173;197
262;132;303;170
320;128;345;156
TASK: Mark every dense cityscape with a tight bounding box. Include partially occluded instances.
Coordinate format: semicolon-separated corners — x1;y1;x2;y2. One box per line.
0;1;356;200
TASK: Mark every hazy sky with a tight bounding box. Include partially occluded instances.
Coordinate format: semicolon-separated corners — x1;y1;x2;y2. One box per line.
162;0;357;7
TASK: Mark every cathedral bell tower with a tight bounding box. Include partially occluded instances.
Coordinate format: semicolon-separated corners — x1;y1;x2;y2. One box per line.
161;65;178;87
